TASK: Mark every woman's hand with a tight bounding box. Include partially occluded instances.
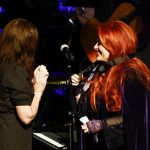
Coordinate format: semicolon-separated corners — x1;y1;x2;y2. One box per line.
81;119;103;134
71;74;81;86
32;65;49;97
81;123;89;133
86;120;103;134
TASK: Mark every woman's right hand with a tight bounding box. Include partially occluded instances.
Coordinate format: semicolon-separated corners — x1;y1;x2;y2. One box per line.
32;65;49;97
71;74;81;86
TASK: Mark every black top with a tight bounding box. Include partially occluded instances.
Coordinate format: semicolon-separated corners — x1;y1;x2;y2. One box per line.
0;64;34;150
76;78;122;150
76;69;150;150
123;70;150;150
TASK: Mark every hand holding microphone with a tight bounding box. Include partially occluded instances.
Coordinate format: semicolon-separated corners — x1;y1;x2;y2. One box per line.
71;74;82;86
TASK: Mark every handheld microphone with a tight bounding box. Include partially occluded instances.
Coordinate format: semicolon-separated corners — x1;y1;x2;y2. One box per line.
60;44;75;61
81;61;100;73
78;7;85;16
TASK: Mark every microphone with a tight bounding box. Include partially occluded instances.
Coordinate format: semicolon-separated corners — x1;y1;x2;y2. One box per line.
60;44;75;61
78;7;85;16
82;61;100;73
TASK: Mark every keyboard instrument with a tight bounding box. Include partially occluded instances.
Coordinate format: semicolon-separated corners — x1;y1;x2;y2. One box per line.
33;132;68;150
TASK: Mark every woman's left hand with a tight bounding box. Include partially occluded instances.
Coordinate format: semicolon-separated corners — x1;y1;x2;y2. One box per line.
81;123;89;133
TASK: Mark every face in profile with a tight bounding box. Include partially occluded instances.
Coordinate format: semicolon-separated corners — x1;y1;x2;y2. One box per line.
94;41;110;62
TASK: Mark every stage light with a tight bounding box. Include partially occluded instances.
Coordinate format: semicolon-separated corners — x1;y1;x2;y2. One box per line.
58;0;75;14
0;6;5;14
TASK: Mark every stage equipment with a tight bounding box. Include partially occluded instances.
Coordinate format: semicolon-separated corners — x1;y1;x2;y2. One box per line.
33;132;68;150
60;44;75;61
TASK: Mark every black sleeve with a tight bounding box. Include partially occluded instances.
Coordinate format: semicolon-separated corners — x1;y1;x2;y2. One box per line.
76;90;89;119
122;71;150;150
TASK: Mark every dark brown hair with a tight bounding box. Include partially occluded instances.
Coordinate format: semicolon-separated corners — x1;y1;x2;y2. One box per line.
0;18;38;79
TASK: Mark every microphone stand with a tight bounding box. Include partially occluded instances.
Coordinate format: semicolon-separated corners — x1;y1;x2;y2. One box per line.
66;63;78;150
63;14;79;149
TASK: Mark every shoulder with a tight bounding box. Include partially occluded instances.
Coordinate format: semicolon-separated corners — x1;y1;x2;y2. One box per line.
123;68;142;87
1;63;28;78
0;63;29;87
123;68;149;101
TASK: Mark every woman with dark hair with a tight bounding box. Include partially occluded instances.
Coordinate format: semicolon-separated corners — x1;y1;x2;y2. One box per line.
0;18;49;150
71;20;150;150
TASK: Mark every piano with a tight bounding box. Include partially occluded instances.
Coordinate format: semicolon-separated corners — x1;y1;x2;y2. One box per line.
32;79;70;150
33;131;68;150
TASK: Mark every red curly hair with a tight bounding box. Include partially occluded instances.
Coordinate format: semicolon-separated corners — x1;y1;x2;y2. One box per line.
89;20;150;112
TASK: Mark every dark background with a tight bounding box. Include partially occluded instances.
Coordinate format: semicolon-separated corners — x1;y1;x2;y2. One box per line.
1;0;150;149
1;0;150;72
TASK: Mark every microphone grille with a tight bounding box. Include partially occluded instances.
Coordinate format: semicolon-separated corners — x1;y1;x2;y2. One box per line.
60;44;69;51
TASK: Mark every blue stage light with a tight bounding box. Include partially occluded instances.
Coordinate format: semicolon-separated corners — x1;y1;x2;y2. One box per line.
58;0;75;14
0;6;5;14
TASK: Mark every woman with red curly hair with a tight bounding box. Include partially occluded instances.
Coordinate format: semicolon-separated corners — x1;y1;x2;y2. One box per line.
71;20;150;150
